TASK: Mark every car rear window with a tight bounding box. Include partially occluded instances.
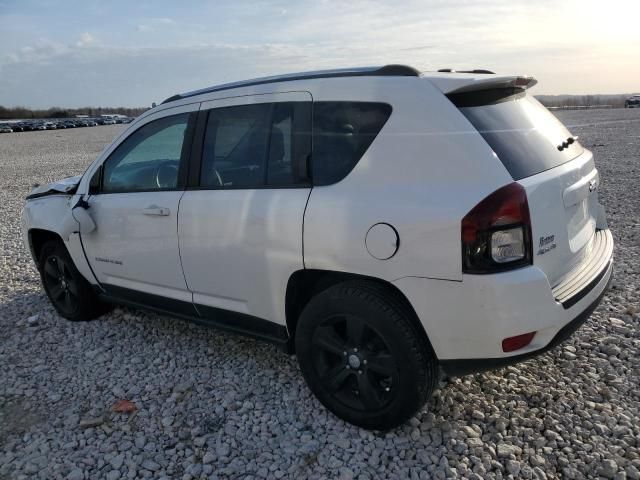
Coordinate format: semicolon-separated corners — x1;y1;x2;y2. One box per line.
450;90;583;180
312;102;392;185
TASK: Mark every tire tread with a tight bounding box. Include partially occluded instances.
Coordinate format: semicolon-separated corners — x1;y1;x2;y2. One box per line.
334;281;439;412
38;240;110;321
296;279;439;429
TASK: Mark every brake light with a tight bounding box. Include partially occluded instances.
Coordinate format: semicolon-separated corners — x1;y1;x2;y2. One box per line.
462;182;532;273
513;76;537;88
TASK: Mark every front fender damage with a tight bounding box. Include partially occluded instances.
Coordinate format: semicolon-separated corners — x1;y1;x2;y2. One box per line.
26;175;82;200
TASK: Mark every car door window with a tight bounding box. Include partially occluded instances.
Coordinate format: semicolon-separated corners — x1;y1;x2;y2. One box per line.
200;102;311;188
200;104;272;188
267;103;293;185
102;113;189;192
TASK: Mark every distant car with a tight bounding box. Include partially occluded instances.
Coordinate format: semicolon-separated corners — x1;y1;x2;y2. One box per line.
34;124;47;131
87;121;98;127
102;119;116;125
19;123;34;131
121;117;133;124
56;123;67;129
11;125;24;132
0;125;13;133
625;95;640;108
45;123;57;130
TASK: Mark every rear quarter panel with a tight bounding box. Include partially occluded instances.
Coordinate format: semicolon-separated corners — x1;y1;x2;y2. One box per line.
303;77;514;282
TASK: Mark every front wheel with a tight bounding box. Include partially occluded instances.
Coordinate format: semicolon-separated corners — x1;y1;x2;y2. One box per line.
38;239;110;321
295;281;439;430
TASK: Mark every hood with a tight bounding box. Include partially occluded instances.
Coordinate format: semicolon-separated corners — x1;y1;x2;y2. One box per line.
26;175;82;200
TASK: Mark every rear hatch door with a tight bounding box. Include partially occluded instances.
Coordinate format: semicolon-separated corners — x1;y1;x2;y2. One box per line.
449;84;600;286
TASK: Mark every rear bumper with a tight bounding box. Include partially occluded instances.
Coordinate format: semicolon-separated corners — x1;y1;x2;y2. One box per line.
551;229;613;309
439;260;612;376
393;229;613;373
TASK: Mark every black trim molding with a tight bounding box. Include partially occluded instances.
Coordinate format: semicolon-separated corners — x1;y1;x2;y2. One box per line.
99;284;290;351
560;259;611;310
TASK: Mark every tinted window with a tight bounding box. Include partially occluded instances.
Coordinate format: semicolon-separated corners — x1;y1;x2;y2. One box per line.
312;102;392;185
201;104;271;188
267;103;294;185
102;113;188;192
455;93;583;180
200;102;311;188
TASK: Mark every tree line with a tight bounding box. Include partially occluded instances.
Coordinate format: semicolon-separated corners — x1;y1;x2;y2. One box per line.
0;105;148;120
2;94;636;120
536;94;632;109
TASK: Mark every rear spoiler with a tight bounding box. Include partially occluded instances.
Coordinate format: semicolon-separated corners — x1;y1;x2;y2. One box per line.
425;74;537;95
426;75;538;108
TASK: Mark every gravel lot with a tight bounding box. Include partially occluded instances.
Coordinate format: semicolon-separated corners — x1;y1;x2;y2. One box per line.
1;110;638;480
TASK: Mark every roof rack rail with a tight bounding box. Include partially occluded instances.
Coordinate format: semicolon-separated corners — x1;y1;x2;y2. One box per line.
437;68;495;74
161;64;420;104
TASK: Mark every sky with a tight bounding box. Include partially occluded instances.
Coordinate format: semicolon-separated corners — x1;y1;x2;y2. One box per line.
0;0;639;108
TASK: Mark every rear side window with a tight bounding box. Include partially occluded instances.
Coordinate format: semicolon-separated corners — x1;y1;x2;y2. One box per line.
201;103;271;188
451;91;583;180
200;102;311;188
312;102;392;185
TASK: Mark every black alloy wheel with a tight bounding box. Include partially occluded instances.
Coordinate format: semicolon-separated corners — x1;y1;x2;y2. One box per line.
42;254;80;316
311;313;399;412
295;281;438;430
38;239;111;321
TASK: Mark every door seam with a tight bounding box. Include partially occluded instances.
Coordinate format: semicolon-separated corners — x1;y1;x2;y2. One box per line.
302;187;313;269
176;190;195;308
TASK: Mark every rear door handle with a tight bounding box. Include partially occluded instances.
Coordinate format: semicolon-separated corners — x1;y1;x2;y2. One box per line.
142;206;170;216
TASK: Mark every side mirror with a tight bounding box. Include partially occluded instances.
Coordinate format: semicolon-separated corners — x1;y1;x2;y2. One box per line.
89;166;102;195
58;198;97;240
72;206;96;234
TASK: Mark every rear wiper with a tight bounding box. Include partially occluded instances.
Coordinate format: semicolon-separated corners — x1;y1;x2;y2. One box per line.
557;136;579;151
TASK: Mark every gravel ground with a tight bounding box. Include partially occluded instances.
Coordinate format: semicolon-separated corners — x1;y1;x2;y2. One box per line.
0;110;638;480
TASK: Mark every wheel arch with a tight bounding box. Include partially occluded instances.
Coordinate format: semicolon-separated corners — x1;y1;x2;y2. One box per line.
284;269;437;357
28;228;64;264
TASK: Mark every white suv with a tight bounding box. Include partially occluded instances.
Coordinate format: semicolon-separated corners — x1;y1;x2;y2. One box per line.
22;65;613;430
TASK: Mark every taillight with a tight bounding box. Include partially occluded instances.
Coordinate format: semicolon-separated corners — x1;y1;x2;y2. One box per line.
462;182;532;273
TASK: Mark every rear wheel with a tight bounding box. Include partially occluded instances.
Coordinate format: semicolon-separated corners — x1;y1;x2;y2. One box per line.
38;239;110;321
295;281;438;430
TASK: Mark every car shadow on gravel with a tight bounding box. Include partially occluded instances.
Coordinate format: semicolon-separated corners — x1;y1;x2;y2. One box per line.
0;396;45;449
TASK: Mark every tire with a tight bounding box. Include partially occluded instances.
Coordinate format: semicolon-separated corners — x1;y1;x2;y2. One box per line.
295;280;439;430
38;239;110;321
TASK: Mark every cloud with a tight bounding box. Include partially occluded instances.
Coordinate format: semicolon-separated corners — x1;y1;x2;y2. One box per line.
0;42;319;108
136;17;175;33
3;39;68;65
1;0;639;107
76;32;94;48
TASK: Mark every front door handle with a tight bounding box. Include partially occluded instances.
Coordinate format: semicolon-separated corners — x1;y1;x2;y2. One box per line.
142;206;170;216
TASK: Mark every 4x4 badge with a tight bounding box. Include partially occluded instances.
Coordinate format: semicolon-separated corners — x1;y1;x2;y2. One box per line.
589;179;597;192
